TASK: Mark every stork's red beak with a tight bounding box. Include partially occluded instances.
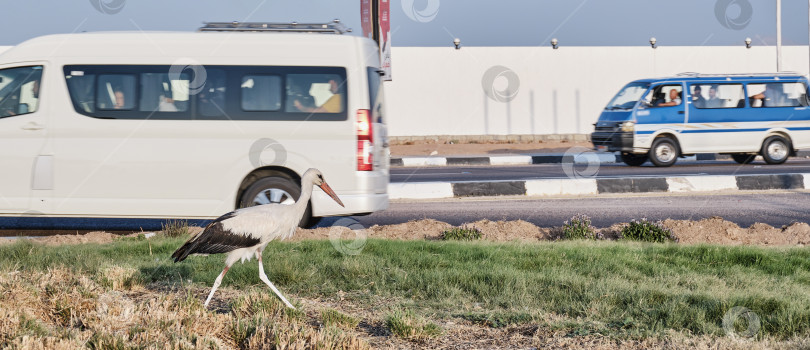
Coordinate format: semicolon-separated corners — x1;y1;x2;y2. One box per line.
319;181;344;207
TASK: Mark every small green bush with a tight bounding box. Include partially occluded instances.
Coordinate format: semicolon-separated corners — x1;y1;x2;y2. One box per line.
620;219;677;243
562;214;602;240
442;225;482;241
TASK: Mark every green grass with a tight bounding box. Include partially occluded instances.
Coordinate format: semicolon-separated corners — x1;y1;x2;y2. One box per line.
1;237;809;340
385;308;441;340
321;309;360;330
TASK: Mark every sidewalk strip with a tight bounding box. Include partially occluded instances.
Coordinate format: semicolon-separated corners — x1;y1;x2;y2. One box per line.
388;182;454;200
388;173;810;200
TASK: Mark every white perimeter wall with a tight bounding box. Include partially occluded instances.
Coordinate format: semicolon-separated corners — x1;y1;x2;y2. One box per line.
385;46;810;137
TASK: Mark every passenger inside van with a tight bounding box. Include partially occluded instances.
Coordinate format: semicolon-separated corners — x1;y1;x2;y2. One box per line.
113;90;126;109
292;78;343;113
693;85;706;108
751;83;786;107
657;89;682;107
706;85;723;108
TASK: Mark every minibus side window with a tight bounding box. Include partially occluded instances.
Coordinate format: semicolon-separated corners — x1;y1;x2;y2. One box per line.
748;82;808;107
197;69;227;118
241;75;282;112
140;73;190;113
97;74;136;111
0;66;43;118
690;84;744;109
285;74;345;114
642;84;682;108
65;72;96;113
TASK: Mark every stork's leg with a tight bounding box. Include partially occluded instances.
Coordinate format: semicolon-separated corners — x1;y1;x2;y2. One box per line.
204;266;230;308
256;250;296;309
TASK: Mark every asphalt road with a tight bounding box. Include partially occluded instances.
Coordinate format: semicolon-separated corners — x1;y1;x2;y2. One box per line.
327;191;810;228
391;159;810;183
2;191;808;235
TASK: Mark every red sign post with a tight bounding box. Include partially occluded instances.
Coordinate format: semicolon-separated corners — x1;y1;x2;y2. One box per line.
362;0;391;81
379;0;392;80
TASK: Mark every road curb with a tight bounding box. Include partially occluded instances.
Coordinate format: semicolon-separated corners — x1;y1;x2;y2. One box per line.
388;172;810;200
391;151;810;167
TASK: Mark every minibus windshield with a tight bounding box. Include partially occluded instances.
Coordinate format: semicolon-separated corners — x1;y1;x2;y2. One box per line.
605;82;650;110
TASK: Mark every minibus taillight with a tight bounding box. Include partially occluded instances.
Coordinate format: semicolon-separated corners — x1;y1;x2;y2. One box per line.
357;109;373;171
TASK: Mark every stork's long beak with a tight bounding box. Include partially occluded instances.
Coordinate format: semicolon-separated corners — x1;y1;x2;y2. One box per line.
319;181;345;207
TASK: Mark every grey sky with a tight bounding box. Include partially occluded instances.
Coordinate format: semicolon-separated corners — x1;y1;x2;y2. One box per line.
1;0;809;47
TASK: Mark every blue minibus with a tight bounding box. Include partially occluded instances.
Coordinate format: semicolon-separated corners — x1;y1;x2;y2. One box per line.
592;73;810;167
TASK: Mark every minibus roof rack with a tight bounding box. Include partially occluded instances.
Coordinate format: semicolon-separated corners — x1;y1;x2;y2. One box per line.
199;19;352;34
676;72;803;77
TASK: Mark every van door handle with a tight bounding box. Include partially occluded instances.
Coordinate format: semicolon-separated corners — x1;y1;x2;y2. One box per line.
21;122;45;130
677;111;685;114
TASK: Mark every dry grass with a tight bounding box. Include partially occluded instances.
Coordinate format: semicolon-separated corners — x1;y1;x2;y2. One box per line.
0;267;369;349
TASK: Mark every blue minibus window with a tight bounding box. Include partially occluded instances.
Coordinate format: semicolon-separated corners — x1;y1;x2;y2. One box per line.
605;82;649;110
641;84;683;108
747;82;809;107
690;84;744;109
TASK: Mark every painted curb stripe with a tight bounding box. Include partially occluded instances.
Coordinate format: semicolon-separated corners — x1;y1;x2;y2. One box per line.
391;151;810;167
446;157;490;166
388;173;810;199
452;181;526;197
596;178;669;194
735;174;804;190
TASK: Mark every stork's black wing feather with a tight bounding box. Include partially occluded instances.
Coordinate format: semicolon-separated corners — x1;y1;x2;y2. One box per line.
171;211;261;262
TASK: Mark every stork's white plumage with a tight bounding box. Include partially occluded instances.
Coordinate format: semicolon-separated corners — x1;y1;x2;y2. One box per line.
171;168;344;309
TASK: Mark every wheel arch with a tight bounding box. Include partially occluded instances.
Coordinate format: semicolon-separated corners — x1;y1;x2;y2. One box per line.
650;131;682;154
762;129;795;155
234;166;302;209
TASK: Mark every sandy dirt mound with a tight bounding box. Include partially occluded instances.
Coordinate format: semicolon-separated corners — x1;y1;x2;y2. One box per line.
464;219;551;241
294;219;453;241
6;217;810;247
662;216;810;246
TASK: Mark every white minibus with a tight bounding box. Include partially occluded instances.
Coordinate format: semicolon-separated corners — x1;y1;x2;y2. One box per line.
0;22;389;227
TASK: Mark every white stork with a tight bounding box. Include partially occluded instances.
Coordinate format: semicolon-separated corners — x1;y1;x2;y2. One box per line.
171;168;344;309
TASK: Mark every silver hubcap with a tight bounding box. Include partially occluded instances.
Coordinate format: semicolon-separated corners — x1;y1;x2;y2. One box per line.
655;143;676;163
253;188;296;206
767;141;788;160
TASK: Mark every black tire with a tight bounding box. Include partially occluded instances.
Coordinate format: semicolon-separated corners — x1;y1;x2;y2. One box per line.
761;135;791;165
648;137;680;167
239;176;315;228
621;152;649;166
731;153;756;164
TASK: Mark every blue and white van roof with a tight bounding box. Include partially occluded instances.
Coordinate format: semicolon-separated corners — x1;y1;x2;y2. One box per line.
632;72;808;85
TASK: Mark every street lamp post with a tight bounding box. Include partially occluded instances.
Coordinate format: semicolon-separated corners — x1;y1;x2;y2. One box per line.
777;0;782;71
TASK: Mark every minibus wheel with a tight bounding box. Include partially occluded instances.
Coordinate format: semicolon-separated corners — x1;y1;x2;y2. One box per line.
731;153;756;164
649;137;679;167
761;136;791;165
239;176;317;228
620;153;649;166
